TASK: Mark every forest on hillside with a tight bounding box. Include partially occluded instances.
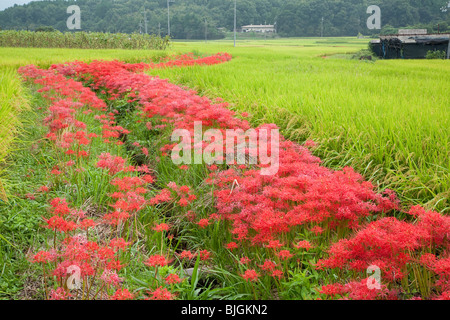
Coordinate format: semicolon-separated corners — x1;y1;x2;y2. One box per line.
0;0;449;39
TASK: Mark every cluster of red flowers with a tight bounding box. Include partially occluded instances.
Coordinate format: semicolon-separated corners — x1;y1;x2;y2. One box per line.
19;62;151;299
19;54;232;300
316;206;450;299
33;232;132;299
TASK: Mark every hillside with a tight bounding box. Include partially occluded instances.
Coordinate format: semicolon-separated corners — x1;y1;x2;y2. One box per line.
0;0;449;39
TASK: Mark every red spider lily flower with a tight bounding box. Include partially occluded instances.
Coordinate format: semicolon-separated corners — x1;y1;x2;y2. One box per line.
50;167;62;175
344;278;397;300
78;150;89;158
96;153;126;175
142;174;154;183
107;259;125;271
111;289;134;300
265;240;284;250
80;219;96;230
144;254;169;267
167;182;178;190
165;274;182;285
101;269;122;286
259;260;277;271
271;269;283;280
135;187;147;194
178;198;189;207
208;164;218;171
179;185;190;194
209;213;220;220
109;238;131;251
38;185;50;193
49;287;71;300
197;219;210;229
110;192;125;199
103;211;130;225
178;251;195;260
179;165;189;170
25;193;36;200
277;250;293;260
319;284;345;297
240;256;251;265
199;250;211;261
149;189;172;205
226;242;239;251
310;226;324;235
142;147;149;156
32;250;57;264
294;240;313;251
50;198;71;216
146;287;174;300
43;216;78;233
304;140;317;148
65;160;75;167
153;223;170;232
98;246;116;261
241;269;259;282
88;133;98;138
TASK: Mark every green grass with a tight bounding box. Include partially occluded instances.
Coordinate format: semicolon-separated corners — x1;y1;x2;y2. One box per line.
145;37;450;214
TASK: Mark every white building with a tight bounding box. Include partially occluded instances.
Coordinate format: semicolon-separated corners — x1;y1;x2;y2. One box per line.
241;24;276;33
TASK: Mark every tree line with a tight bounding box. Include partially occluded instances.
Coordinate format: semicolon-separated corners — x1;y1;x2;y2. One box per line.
0;0;449;39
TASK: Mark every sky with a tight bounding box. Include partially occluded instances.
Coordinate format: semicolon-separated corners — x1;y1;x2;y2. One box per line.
0;0;38;11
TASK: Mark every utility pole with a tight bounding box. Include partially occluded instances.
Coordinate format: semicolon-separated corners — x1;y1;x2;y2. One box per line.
205;18;208;43
167;0;171;36
143;8;148;34
158;22;161;37
139;20;143;34
320;17;324;37
234;0;237;47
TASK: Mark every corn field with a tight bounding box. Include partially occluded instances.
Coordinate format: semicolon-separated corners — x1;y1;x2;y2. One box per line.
0;31;170;50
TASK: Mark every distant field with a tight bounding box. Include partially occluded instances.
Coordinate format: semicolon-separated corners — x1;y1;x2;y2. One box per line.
152;37;450;213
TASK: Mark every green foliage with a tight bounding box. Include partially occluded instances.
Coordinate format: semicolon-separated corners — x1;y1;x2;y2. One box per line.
426;49;447;59
35;26;56;32
380;24;399;36
0;30;170;50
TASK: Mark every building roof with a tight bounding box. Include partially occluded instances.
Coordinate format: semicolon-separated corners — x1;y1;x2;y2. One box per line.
372;33;450;44
241;25;275;28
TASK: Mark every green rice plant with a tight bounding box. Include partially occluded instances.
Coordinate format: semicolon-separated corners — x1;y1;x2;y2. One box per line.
0;67;30;201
